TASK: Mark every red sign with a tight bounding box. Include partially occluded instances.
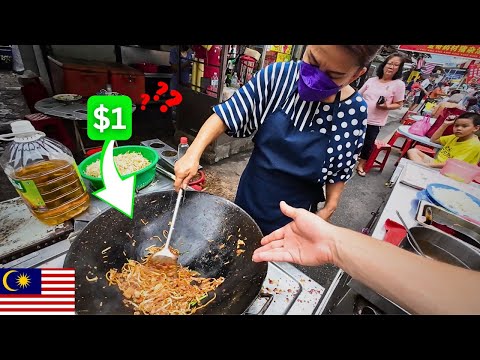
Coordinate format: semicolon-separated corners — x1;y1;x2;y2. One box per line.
398;45;480;60
466;63;480;84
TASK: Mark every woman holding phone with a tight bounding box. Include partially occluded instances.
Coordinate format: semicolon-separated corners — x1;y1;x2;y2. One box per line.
355;53;406;176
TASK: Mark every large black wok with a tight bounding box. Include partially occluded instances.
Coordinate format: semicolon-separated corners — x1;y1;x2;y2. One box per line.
64;190;268;314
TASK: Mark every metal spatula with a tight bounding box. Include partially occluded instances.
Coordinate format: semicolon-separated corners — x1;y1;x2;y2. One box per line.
151;189;184;266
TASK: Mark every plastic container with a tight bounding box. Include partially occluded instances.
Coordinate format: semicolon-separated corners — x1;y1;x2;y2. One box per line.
78;145;159;191
440;159;480;184
0;120;90;226
78;145;158;191
177;137;189;160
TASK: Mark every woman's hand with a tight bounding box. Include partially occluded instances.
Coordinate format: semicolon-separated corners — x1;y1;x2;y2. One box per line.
376;102;389;110
252;201;337;266
174;153;200;191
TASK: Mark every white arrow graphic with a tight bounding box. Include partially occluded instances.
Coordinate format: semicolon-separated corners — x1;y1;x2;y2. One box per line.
92;140;136;218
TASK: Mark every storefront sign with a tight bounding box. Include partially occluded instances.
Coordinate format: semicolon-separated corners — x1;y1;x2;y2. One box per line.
466;63;480;84
263;45;293;68
398;45;480;60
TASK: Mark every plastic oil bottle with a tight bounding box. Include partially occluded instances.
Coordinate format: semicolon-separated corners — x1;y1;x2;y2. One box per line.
0;120;90;226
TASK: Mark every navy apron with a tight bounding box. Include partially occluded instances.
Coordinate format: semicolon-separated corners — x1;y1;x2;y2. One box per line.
235;90;342;235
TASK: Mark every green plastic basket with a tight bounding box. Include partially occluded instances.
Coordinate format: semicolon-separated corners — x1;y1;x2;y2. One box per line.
78;145;159;191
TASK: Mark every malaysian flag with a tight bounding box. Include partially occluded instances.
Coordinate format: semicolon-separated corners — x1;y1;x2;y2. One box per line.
0;268;75;315
421;62;439;75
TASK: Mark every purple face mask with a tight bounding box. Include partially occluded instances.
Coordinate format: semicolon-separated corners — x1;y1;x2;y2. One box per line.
298;61;342;102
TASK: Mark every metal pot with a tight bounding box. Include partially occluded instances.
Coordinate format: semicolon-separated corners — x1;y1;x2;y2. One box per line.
64;190;268;314
400;226;480;270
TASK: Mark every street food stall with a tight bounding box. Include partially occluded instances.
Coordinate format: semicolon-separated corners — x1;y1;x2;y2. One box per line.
175;45;304;164
318;158;480;315
0;166;324;315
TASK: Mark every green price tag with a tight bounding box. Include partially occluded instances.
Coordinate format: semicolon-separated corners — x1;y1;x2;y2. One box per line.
87;96;132;141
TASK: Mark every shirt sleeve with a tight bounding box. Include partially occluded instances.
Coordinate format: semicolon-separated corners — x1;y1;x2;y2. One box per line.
213;63;280;138
392;80;406;102
357;78;371;96
439;134;455;146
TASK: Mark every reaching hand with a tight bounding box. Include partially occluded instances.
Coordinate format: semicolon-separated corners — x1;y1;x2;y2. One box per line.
252;201;337;266
174;154;199;191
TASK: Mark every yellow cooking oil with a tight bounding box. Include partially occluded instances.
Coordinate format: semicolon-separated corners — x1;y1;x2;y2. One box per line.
0;120;90;226
13;159;90;225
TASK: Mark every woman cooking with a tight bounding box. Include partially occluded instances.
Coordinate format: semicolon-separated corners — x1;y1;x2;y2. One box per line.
174;45;382;235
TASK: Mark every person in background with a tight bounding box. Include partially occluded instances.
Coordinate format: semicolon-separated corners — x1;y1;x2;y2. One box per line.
428;82;448;100
169;45;194;90
407;112;480;168
431;89;465;118
408;77;429;112
466;96;480;114
442;81;451;95
446;89;464;104
252;201;480;315
419;82;449;114
405;77;415;93
355;53;406;177
174;45;382;235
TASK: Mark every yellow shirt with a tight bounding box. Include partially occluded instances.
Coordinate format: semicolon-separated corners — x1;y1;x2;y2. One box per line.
434;135;480;165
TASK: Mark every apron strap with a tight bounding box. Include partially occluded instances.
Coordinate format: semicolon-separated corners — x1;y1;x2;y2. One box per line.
332;91;342;114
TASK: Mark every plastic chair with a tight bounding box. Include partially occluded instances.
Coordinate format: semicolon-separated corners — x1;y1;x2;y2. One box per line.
21;78;75;152
414;144;436;156
400;110;418;124
387;130;414;152
364;140;392;174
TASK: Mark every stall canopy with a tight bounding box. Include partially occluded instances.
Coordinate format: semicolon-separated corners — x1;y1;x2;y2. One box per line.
398;45;480;60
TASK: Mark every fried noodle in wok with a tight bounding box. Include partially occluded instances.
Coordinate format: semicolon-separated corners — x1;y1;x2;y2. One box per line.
106;246;224;315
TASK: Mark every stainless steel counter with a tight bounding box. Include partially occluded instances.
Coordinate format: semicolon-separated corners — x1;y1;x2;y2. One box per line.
1;170;325;314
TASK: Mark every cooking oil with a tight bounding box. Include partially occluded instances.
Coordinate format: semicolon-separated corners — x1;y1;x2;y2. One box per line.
0;120;90;226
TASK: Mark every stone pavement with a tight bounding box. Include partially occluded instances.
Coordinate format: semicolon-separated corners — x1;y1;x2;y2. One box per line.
0;71;29;133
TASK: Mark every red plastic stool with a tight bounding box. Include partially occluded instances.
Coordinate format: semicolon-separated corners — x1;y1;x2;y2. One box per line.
402;118;416;126
400;110;418;124
24;113;75;152
394;138;415;166
387;130;413;151
414;144;436;156
364;140;392;174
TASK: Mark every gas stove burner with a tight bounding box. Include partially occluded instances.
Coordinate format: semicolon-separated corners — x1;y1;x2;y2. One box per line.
149;142;165;149
140;138;202;172
140;139;178;172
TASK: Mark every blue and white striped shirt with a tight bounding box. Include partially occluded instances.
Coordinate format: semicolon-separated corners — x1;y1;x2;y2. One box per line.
213;61;368;183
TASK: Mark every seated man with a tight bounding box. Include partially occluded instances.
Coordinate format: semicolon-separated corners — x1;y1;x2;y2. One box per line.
407;112;480;168
431;89;464;118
